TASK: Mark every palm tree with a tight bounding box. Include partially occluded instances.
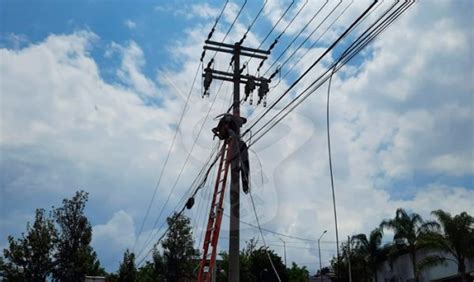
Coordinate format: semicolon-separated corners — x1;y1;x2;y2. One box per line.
352;228;384;282
419;210;474;282
380;208;437;282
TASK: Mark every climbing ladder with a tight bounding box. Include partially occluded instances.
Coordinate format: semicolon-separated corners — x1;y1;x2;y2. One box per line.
197;140;233;282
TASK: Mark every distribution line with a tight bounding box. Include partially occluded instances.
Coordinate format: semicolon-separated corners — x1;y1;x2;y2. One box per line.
238;0;268;45
200;0;230;62
243;0;295;69
132;61;201;253
244;0;379;138
254;0;308;75
136;140;225;263
248;1;412;146
271;0;343;77
281;0;355;80
137;0;247;260
249;189;281;281
260;0;329;76
212;0;248;61
141;64;228;253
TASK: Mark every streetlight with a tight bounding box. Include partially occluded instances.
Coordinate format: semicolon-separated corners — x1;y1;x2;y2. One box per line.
318;230;327;282
278;237;287;266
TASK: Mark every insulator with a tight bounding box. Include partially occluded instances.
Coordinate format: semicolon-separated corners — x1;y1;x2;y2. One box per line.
258;79;269;98
268;39;278;52
244;76;256;101
207;27;215;40
207;58;214;69
186;197;195;209
204;68;213;92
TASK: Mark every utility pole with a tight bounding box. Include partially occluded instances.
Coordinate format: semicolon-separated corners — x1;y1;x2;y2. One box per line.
229;42;241;282
347;236;352;282
201;40;270;282
279;238;287;266
318;230;327;282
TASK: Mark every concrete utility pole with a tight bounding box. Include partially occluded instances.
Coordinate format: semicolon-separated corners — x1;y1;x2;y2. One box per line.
201;40;270;282
318;230;327;282
347;236;352;282
229;42;241;282
279;238;287;266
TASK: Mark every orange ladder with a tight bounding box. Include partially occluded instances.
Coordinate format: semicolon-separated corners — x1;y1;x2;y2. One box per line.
197;140;233;281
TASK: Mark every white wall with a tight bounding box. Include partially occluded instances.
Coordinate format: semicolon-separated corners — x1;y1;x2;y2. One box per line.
376;250;473;282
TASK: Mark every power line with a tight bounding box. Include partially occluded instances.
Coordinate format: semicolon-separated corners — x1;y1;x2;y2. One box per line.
200;0;230;62
224;212;322;243
254;0;309;75
238;0;269;45
247;1;413;146
281;0;354;80
270;0;344;77
135;0;248;261
136;141;225;263
132;61;201;253
249;190;282;281
260;0;329;76
244;1;380;139
242;0;295;71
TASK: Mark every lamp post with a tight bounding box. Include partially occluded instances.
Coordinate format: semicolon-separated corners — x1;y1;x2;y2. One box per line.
278;237;287;266
318;230;327;282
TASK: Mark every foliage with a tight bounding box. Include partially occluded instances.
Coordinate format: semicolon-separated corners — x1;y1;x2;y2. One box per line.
351;227;385;282
331;239;374;282
136;249;166;282
118;249;137;282
219;239;289;281
380;208;437;281
287;262;309;282
418;210;474;282
161;212;198;281
2;208;56;281
52;190;105;281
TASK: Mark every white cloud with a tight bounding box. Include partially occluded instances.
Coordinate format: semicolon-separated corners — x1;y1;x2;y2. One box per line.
1;0;473;275
124;19;137;30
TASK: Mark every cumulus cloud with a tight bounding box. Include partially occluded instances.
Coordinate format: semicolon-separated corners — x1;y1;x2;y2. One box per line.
1;0;472;274
124;19;137;30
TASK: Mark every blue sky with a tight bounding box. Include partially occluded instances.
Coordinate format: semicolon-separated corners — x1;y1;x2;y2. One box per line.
1;0;473;274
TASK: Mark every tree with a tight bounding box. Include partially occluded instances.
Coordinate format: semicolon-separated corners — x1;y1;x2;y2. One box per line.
2;208;56;281
287;262;309;282
118;249;137;282
331;239;374;282
219;239;288;281
161;212;198;281
380;208;437;282
136;249;166;282
352;227;384;282
418;210;474;282
52;190;105;281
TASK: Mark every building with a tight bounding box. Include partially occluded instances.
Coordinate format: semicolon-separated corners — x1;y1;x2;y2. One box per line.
376;249;474;282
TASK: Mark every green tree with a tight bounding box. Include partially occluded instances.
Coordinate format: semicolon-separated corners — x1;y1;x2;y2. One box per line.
287;262;309;282
380;208;437;282
331;239;374;282
352;227;384;282
52;190;105;281
118;249;137;282
418;210;474;282
135;248;166;282
161;212;198;281
219;239;288;281
2;208;56;281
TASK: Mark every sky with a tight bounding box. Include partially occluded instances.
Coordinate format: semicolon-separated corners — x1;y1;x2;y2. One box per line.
1;0;473;275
